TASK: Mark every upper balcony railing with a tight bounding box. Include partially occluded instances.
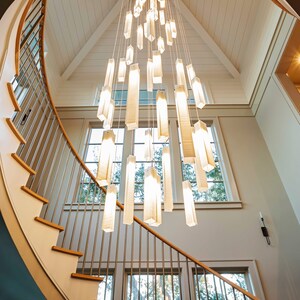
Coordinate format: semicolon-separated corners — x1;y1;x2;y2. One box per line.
7;0;259;298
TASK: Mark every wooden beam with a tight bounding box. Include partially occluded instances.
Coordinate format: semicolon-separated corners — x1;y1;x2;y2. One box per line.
61;0;123;80
176;0;240;79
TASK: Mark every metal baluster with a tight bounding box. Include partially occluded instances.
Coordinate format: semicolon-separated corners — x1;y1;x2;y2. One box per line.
162;242;166;299
170;247;174;300
213;275;219;300
122;225;128;300
147;231;149;300
223;281;229;300
233;287;237;300
177;252;183;299
104;231;113;300
130;221;135;300
218;277;226;300
138;225;142;300
203;269;210;299
186;258;191;300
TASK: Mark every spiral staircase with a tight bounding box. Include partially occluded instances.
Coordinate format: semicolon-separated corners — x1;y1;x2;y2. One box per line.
0;0;259;299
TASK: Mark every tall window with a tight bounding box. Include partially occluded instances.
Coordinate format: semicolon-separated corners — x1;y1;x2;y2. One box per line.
194;269;250;300
79;127;124;202
127;271;180;299
179;124;228;202
133;127;169;203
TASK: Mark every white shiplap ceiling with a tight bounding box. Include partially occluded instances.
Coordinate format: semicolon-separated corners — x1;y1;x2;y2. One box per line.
45;0;259;77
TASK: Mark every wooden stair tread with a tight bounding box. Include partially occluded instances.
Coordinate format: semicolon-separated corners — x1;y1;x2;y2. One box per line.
52;246;83;257
21;186;49;204
34;217;64;231
7;82;21;112
11;153;36;175
71;273;104;282
6;119;26;144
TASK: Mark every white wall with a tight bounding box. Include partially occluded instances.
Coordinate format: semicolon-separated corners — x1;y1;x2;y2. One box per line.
60;109;300;300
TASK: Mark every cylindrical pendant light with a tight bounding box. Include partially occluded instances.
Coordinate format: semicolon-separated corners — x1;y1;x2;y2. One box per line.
175;85;195;163
176;58;188;96
102;184;117;232
137;25;144;50
96;130;116;186
157;36;165;54
103;99;115;130
193;120;215;172
153;50;163;84
162;146;173;212
192;128;208;191
144;167;161;226
144;129;154;161
125;63;140;130
156;90;169;142
182;181;197;227
97;85;112;121
126;45;134;65
192;77;206;109
159;10;165;25
147;58;154;92
123;155;136;225
170;19;177;38
124;10;133;39
104;58;115;89
165;21;173;46
118;58;126;82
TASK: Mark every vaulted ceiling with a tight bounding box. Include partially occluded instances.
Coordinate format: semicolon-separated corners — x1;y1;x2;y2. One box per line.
44;0;282;105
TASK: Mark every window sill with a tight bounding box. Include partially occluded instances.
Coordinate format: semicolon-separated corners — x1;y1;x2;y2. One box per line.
63;201;242;211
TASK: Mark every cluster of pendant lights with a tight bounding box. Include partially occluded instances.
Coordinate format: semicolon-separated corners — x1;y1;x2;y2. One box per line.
96;0;215;232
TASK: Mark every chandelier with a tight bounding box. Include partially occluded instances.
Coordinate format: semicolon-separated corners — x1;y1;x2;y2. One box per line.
95;0;215;231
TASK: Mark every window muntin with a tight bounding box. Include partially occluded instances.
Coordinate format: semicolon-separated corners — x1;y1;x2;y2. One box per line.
127;271;181;299
79;127;124;203
133;127;168;203
179;124;228;202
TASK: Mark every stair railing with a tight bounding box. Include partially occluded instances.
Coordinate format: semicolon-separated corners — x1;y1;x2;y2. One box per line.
8;0;259;299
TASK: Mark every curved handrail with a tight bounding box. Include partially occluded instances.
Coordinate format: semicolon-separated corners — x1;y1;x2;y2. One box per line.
12;0;259;298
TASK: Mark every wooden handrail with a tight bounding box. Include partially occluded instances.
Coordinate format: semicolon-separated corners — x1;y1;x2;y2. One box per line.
15;1;259;298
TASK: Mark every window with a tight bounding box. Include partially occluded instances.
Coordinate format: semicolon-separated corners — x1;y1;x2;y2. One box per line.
79;127;124;203
97;275;114;300
133;127;169;203
127;271;181;299
179;123;228;202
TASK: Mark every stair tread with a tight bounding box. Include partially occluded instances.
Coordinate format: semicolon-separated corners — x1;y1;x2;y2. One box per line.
11;153;36;175
52;246;83;257
21;186;49;204
6;118;26;144
71;273;104;282
34;217;64;231
7;82;21;112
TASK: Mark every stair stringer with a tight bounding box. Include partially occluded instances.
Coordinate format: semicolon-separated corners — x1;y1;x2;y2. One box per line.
0;1;100;299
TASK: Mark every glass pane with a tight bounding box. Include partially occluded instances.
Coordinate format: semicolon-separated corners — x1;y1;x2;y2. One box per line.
134;128;147;143
134;144;145;161
97;275;114;300
90;128;104;143
86;145;101;162
85;163;98;176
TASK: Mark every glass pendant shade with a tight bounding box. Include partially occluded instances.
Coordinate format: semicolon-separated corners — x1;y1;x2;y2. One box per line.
146;10;156;42
192;77;206;109
104;58;115;89
118;58;126;82
102;184;117;232
157;36;165;54
156;90;169;141
193;120;215;172
126;45;134;65
144;22;148;38
97;85;112;121
124;10;133;39
144;129;154;161
186;64;196;87
147;58;154;92
153;50;163;84
159;10;165;25
170;20;177;38
125;63;140;130
137;25;144;50
162;146;173;212
165;21;173;46
123;155;136;225
134;2;142;18
175;85;195;163
103;99;115;130
144;167;161;226
192;129;208;191
182;181;197;227
96;130;116;186
176;59;188;96
159;0;165;9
